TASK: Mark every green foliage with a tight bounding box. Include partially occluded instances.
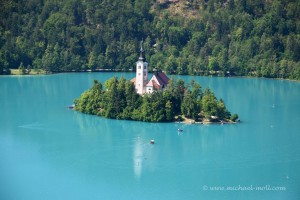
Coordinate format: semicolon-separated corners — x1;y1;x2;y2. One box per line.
18;62;26;75
1;0;298;80
201;89;218;119
181;90;197;119
231;114;239;122
75;77;234;122
180;81;202;119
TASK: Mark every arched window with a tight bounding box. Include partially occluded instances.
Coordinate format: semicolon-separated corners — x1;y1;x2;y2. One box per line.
138;65;141;69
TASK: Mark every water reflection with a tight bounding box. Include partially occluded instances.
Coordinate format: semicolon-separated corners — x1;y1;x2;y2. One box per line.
133;137;143;179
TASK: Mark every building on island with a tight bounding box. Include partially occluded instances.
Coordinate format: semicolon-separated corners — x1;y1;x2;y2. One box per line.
145;70;169;94
131;42;169;95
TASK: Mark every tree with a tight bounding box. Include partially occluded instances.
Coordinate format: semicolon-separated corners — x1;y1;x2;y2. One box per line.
87;51;97;71
181;90;198;119
168;26;190;48
165;55;177;74
217;99;230;119
202;89;218;119
208;56;219;72
0;51;10;74
231;114;239;122
165;100;174;121
18;62;26;74
104;77;119;118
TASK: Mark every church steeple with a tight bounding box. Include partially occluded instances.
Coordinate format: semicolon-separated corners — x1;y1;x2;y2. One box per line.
135;39;148;95
139;40;145;61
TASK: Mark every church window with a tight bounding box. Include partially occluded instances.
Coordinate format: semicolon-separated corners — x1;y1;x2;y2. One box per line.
138;73;141;76
138;65;141;69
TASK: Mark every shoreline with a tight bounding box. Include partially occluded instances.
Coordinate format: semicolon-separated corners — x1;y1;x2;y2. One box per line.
5;69;299;82
73;108;239;125
177;116;237;125
178;120;237;125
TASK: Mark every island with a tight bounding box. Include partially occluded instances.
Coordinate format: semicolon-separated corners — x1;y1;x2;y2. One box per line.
74;76;238;124
74;45;238;124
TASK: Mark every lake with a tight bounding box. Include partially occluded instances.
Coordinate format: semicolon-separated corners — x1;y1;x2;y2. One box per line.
0;73;299;200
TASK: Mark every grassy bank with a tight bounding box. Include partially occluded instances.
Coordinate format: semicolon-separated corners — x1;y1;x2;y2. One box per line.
10;69;47;75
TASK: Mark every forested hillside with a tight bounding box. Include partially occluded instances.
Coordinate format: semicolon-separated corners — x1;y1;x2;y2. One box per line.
0;0;299;79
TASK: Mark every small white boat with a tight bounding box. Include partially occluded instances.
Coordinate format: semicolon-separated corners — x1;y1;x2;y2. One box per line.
178;129;183;132
150;140;155;144
67;104;75;109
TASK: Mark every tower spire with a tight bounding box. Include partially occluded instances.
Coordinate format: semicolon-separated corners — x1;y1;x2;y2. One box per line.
135;39;148;95
139;39;145;61
140;39;144;52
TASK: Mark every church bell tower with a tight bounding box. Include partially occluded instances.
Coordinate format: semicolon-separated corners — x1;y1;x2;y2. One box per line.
135;41;148;95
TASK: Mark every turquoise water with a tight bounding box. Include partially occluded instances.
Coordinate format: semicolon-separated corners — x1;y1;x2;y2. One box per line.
0;73;299;200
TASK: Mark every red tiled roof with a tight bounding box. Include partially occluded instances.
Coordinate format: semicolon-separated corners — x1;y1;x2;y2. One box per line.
152;80;160;89
146;80;160;90
146;80;153;87
130;77;136;84
154;72;169;85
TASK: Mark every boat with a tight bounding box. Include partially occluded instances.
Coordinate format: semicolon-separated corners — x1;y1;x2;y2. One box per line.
67;104;75;109
150;139;155;144
178;128;183;132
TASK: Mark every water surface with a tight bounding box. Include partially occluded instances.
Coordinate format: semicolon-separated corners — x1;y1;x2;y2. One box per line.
0;73;299;200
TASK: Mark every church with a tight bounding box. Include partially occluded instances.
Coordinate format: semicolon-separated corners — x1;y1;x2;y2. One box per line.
131;43;169;95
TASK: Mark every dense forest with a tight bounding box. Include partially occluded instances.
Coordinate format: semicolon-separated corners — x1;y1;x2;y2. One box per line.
0;0;299;79
74;77;238;123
